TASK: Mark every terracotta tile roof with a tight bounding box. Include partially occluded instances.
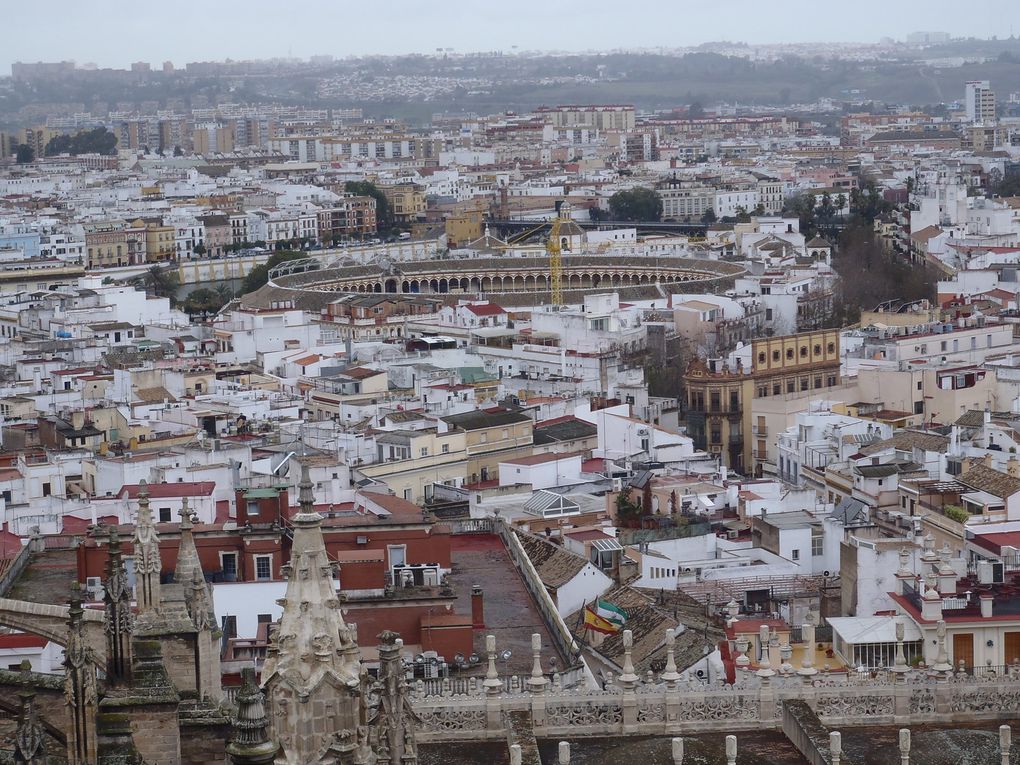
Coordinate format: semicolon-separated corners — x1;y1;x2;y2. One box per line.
513;529;588;589
959;464;1020;499
859;430;949;456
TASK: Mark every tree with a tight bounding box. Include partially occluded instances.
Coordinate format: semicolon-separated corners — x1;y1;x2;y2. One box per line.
784;193;817;238
134;265;180;302
615;488;643;528
688;101;706;119
700;208;717;225
14;144;34;164
44;127;118;157
192;243;207;257
173;145;184;157
734;206;751;223
181;287;230;317
752;203;766;217
344;180;391;231
240;251;308;295
608;187;662;222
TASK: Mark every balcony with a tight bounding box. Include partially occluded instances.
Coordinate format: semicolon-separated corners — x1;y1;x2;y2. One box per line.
752;425;768;437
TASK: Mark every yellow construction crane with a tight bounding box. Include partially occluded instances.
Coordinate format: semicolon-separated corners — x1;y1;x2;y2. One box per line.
547;215;564;306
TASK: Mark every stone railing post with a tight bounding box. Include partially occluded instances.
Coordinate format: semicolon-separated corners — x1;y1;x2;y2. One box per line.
558;741;570;764
483;634;503;735
620;629;639;734
830;731;841;765
528;633;547;694
672;737;684;764
798;622;818;686
661;628;681;689
725;734;737;765
898;728;910;765
1000;725;1011;765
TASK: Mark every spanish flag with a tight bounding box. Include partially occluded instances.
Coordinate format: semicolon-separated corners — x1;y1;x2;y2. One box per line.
583;603;621;635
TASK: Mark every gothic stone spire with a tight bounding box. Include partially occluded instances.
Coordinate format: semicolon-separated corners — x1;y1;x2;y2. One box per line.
103;527;133;684
173;497;218;634
133;479;162;614
64;589;99;765
262;463;364;765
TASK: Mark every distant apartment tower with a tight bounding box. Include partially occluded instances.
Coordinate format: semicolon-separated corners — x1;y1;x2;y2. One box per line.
536;105;636;131
965;81;996;124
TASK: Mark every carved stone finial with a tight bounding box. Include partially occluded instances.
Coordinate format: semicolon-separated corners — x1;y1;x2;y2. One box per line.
226;667;278;765
13;686;45;765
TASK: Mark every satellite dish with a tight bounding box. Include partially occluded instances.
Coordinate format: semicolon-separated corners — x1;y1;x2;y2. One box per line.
468;653;480;665
454;653;465;665
499;650;512;661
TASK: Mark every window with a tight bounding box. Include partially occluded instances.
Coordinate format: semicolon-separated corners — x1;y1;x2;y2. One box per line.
813;344;821;355
811;537;824;557
388;545;406;568
786;380;795;393
792;549;800;561
786;349;794;360
158;507;172;523
826;342;835;353
441;443;449;454
255;555;272;581
772;350;780;361
247;500;260;517
800;346;808;358
221;553;237;577
773;383;781;396
42;482;51;497
758;352;766;365
404;488;413;500
420;447;428;457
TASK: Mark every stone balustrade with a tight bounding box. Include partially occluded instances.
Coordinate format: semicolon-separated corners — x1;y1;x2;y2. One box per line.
409;629;1020;744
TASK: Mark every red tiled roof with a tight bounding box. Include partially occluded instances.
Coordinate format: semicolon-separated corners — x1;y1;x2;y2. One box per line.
0;634;48;649
119;481;216;499
464;303;506;316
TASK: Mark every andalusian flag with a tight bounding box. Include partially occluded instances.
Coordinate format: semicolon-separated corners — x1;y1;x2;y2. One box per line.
583;599;628;635
583;605;619;635
595;599;628;628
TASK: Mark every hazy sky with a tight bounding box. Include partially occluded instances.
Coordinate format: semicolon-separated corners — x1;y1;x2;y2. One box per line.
4;0;1016;73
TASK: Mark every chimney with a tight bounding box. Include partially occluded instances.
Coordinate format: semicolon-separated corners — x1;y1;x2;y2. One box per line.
1009;457;1020;478
471;585;485;629
981;595;994;618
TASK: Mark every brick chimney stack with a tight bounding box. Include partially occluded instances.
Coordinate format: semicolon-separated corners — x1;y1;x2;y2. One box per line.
471;585;485;629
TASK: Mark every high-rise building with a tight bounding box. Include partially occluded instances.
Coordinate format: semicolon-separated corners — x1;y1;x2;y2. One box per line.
965;80;996;124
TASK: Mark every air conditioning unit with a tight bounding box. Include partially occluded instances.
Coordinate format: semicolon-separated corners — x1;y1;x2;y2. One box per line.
823;570;832;578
